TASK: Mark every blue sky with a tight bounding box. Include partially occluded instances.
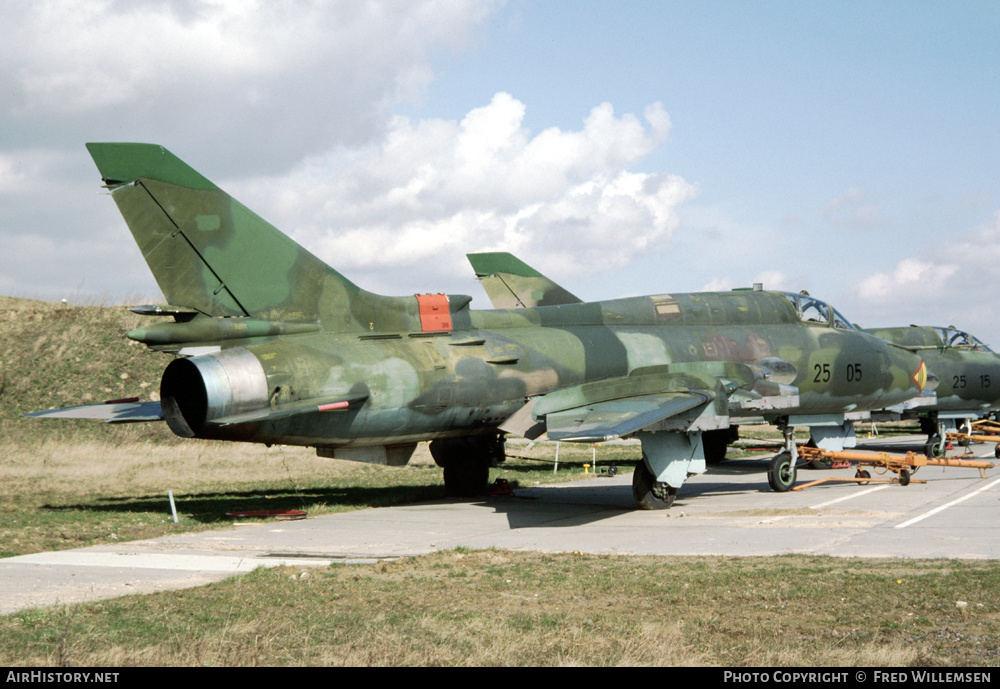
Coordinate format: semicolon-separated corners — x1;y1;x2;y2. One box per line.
2;1;998;344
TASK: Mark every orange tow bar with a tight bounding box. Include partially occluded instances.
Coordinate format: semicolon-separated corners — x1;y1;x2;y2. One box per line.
791;446;994;491
948;419;1000;459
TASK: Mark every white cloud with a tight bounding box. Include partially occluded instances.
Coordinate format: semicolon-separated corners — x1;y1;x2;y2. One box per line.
235;93;697;292
0;1;499;170
840;211;1000;344
854;258;960;304
0;151;59;194
0;0;504;304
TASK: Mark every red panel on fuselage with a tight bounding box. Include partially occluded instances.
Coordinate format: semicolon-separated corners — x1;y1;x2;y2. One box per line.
417;294;452;332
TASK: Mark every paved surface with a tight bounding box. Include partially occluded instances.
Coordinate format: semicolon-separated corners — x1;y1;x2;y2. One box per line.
1;437;997;615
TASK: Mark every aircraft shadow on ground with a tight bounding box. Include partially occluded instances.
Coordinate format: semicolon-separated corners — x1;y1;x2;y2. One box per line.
43;484;449;524
39;458;866;530
480;458;794;530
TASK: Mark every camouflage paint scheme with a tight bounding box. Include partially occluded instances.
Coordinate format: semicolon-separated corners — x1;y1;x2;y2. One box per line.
468;252;934;456
471;253;1000;457
27;144;930;509
470;252;582;308
863;325;1000;450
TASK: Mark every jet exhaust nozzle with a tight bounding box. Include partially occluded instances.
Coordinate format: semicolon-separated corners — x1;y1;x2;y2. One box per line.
160;348;270;437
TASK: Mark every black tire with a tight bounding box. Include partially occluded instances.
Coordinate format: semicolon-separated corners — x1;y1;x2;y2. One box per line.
632;461;677;510
898;469;910;487
767;452;796;492
924;435;945;459
855;469;871;485
443;458;490;497
429;438;460;468
432;438;491;497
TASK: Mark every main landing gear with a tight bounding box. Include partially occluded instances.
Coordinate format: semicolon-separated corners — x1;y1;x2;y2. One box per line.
430;435;504;497
632;459;677;509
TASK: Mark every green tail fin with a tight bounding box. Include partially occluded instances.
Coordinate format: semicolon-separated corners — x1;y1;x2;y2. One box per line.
86;143;361;324
467;251;582;308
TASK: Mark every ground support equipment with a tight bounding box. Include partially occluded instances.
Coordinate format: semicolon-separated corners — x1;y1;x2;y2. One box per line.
789;446;994;491
948;419;1000;459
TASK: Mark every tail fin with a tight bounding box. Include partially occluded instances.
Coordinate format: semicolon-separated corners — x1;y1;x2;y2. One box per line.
467;251;582;308
86;143;361;324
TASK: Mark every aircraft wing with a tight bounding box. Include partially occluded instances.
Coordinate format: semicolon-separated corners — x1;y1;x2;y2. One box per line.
23;399;164;423
467;252;582;308
541;391;715;442
526;362;761;442
25;392;369;431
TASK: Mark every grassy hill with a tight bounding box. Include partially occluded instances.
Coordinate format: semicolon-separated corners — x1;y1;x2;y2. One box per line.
0;297;176;444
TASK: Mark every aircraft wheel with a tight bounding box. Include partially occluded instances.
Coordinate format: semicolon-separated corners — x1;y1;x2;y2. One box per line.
432;438;491;497
632;461;676;510
767;452;796;492
429;438;460;468
443;457;490;497
898;469;911;487
994;445;1000;460
924;436;945;459
855;469;871;485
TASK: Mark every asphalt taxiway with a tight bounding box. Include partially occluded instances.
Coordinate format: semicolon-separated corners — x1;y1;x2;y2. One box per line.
1;437;997;615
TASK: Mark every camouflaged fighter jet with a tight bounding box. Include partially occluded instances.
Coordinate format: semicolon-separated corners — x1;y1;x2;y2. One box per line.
467;252;938;473
863;325;1000;456
26;144;930;509
470;254;1000;463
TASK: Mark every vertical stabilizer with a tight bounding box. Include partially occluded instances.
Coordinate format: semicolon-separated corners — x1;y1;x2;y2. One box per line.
467;251;582;308
86;143;365;327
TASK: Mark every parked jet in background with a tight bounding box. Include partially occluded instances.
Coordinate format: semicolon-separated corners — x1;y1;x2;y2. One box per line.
468;252;938;465
863;325;1000;456
27;145;929;509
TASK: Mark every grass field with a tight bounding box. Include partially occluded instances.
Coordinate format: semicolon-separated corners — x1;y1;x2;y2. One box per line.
0;438;641;558
2;544;998;666
2;299;999;666
2;434;998;667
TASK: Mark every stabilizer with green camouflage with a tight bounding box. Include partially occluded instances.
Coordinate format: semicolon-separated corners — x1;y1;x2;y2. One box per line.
86;143;457;336
468;252;582;308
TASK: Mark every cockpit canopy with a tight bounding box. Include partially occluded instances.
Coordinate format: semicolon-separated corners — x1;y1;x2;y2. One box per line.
779;292;856;330
933;326;993;352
